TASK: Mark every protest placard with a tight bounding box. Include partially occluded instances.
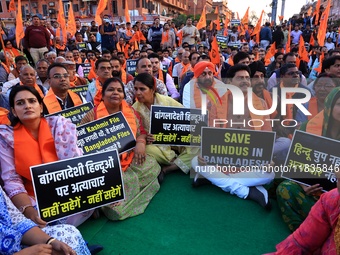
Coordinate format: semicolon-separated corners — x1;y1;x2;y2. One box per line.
70;85;89;101
282;130;338;191
150;106;208;146
45;102;93;126
81;63;92;78
76;112;136;155
216;35;228;48
201;127;275;167
31;149;124;223
126;59;137;75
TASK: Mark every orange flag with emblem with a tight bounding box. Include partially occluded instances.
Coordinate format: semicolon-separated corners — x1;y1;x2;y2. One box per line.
67;3;76;36
224;17;229;36
298;36;310;63
241;7;249;30
95;0;108;26
8;0;16;12
196;6;206;30
252;10;264;43
57;0;67;43
317;0;330;47
264;42;276;66
214;20;221;31
125;0;131;23
16;0;24;48
209;36;220;65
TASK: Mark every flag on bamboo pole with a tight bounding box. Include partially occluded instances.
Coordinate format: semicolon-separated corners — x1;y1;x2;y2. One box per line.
95;0;109;25
317;0;330;47
209;36;220;65
196;6;206;30
251;10;264;43
264;42;276;66
16;0;24;48
298;36;310;63
223;17;230;36
125;0;131;23
241;7;249;30
314;0;321;25
57;0;67;43
67;3;76;36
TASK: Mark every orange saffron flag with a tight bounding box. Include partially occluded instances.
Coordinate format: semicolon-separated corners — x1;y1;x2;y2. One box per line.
310;33;315;46
214;6;219;14
278;15;284;21
142;14;147;21
214;19;221;31
209;36;220;65
224;18;230;36
8;0;16;12
314;52;324;73
314;0;321;25
317;0;331;47
57;0;67;43
241;7;249;30
177;30;183;47
67;3;76;36
95;0;108;26
16;0;24;47
298;36;310;63
196;7;206;30
251;10;264;43
125;0;131;23
286;24;291;53
264;42;276;66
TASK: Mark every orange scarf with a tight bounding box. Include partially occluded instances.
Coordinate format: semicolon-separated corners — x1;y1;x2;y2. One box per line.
20;82;45;99
43;89;82;114
262;89;278;119
4;47;21;58
1;62;10;74
95;100;137;171
0;107;10;125
120;69;127;84
87;59;96;81
94;79;103;106
280;82;298;120
14;118;59;197
180;63;192;77
126;29;133;37
308;97;318;120
161;31;169;44
305;110;323;136
158;69;164;82
116;43;125;52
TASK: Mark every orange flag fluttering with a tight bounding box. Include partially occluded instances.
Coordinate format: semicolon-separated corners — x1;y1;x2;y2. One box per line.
214;6;219;14
196;6;206;30
241;7;249;30
125;0;131;23
142;14;147;21
317;0;330;47
214;20;221;31
223;17;230;36
67;2;76;37
314;0;321;25
264;42;276;66
298;36;310;63
310;33;315;46
209;36;220;65
314;52;324;73
16;0;24;48
95;0;108;26
286;24;291;53
57;0;67;43
8;0;16;12
251;10;264;43
278;15;284;21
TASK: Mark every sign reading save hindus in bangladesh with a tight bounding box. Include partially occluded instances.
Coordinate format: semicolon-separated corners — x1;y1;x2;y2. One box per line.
76;112;136;155
201;128;276;167
282;130;338;191
31;149;124;223
45;102;93;126
150;106;208;146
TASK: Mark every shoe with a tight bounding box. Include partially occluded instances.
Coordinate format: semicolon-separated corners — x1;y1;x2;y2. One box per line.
192;173;212;188
157;169;165;185
88;245;104;255
246;186;271;211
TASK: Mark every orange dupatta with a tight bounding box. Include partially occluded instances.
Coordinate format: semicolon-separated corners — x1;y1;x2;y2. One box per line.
13;118;59;196
43;89;82;114
180;63;192;78
280;82;298;120
19;82;45;99
116;43;125;52
94;79;103;106
262;89;278;119
307;97;318;120
161;31;169;44
305;110;323;136
95;100;137;171
120;69;127;84
0;107;10;125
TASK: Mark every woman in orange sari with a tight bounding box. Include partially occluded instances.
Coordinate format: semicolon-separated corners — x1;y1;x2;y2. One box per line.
81;77;161;221
0;86;92;227
2;40;24;62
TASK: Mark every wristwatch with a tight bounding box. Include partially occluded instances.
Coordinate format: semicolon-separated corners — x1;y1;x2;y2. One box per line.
19;205;33;213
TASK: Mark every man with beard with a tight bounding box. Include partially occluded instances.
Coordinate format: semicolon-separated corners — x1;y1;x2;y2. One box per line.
125;58;168;105
190;64;274;210
110;56;134;84
42;63;83;115
269;63;311;121
86;59;113;105
148;53;179;100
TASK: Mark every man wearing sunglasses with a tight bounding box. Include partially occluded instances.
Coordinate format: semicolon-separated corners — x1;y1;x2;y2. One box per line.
42;63;83;115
